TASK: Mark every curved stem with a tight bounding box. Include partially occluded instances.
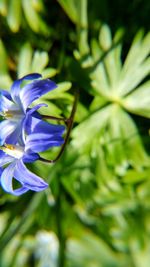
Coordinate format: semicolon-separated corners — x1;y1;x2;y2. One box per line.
39;92;79;163
41;115;69;124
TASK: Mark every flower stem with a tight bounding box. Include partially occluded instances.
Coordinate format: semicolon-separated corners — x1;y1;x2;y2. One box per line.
39;91;79;163
41;115;69;124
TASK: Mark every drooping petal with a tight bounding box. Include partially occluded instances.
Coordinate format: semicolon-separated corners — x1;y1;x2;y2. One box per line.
25;116;65;135
25;132;64;153
11;73;42;108
22;103;47;132
23;152;40;163
0;162;15;193
27;103;48;117
19;79;57;111
0;120;17;145
14;160;48;191
0;161;28;195
0;150;14;167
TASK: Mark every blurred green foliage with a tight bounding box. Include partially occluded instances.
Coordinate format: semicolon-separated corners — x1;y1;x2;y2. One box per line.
0;0;150;267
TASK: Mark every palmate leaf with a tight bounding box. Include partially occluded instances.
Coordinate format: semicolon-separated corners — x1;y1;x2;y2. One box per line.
117;31;150;96
0;41;58;89
89;26;150;119
71;104;111;152
18;43;55;78
105;105;150;168
123;80;150;118
72;103;149;167
0;0;50;34
71;25;150;169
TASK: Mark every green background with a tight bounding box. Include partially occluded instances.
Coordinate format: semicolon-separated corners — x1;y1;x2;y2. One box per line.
0;1;150;266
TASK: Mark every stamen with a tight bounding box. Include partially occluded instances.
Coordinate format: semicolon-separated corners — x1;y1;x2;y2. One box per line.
2;110;23;121
4;144;15;150
2;143;24;159
3;111;13;118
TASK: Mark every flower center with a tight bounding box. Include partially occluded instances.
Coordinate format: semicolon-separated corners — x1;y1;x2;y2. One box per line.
2;144;24;159
2;110;23;121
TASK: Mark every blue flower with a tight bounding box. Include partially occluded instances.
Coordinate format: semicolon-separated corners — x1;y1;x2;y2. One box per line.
0;73;58;145
0;118;65;196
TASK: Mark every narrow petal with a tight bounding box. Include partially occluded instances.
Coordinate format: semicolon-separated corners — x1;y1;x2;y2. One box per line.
0;91;15;112
11;73;42;107
23;152;39;163
24;116;65;152
0;150;14;167
0;120;17;145
22;103;47;134
25;116;65;135
5;123;22;144
0;162;15;193
20;79;57;111
14;160;48;191
0;167;3;176
0;90;12;100
25;132;64;153
0;162;29;195
27;103;47;117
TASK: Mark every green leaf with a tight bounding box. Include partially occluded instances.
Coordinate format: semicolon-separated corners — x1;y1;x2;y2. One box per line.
58;0;80;24
77;0;89;56
41;68;58;78
99;24;112;50
123;80;150;118
40;82;72;100
33;99;62;116
31;51;49;72
0;0;7;16
0;39;8;73
67;233;123;267
71;105;111;152
7;0;21;32
123;169;150;184
17;43;33;77
114;106;150;167
117;31;150;96
22;0;49;34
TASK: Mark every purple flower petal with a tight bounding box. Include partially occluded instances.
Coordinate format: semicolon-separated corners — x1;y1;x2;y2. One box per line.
0;150;14;167
25;132;64;153
0;167;3;176
23;152;40;163
0;162;16;193
27;103;48;116
25;116;65;135
0;90;12;100
20;79;57;111
0;120;17;145
14;160;48;191
5;123;22;144
0;162;29;195
0;91;15;112
11;73;42;108
24;116;65;152
0;162;28;196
